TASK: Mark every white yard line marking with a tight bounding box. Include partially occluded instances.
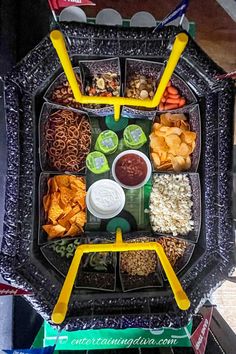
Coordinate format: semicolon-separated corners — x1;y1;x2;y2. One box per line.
216;0;236;22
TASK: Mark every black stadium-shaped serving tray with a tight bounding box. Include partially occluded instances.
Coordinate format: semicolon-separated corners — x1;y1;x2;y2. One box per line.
0;24;235;331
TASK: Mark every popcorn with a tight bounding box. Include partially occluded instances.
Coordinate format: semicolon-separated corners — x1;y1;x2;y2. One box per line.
150;174;194;236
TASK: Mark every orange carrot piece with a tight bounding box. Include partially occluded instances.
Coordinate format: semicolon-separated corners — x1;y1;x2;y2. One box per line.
166;98;181;104
178;98;186;107
164;90;168;97
159;103;164;111
167;86;178;95
164;103;179;110
168;94;180;99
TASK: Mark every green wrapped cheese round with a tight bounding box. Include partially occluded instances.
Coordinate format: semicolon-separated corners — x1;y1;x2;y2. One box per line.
86;151;110;174
123;124;147;149
95;130;119;155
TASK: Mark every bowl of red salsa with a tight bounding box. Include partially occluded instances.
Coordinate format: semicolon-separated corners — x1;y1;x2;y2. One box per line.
112;150;152;189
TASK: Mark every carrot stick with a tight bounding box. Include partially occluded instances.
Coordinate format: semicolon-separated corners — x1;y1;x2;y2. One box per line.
167;94;180;99
178;98;186;107
167;86;178;95
164;103;179;110
166;98;180;104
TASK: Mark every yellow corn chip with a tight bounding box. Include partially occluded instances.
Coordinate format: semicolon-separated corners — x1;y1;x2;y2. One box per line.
55;175;70;188
60;186;74;206
65;224;81;237
48;193;64;224
42;224;66;238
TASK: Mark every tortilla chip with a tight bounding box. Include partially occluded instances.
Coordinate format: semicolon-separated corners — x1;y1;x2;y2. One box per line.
69;176;86;190
48;193;64;224
65;223;82;237
43;194;51;214
60;186;74;206
55;175;70;188
43;224;66;238
58;205;81;227
73;189;86;208
70;210;86;227
62;204;73;216
42;175;86;240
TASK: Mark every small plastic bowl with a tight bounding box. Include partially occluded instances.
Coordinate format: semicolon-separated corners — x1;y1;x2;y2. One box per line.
86;179;125;219
112;150;152;190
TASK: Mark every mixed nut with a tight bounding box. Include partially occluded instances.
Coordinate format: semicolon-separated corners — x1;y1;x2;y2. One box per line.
120;238;158;277
157;237;187;267
85;73;120;96
125;74;157;100
51;74;82;110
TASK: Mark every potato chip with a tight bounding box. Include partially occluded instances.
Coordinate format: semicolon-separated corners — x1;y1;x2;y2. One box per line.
169;113;187;121
160;114;172;126
150;112;196;172
160;151;168;162
165;127;182;136
159;126;169;133
149;132;158;140
185;155;191;170
150;135;169;153
165;134;181;147
190;140;196;153
176;142;191;157
42;224;66;238
180;120;190;131
151;152;161;167
167;153;175;161
156;161;172;170
181;131;196;144
171;156;186;172
152;122;162;132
